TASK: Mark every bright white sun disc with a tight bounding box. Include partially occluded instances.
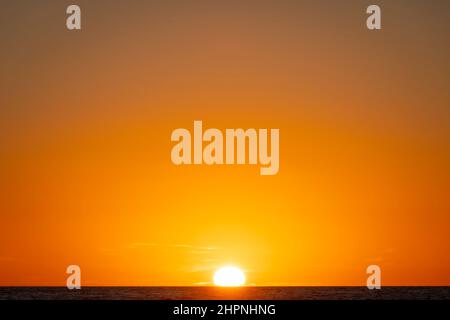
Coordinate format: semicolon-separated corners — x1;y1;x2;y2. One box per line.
213;266;246;286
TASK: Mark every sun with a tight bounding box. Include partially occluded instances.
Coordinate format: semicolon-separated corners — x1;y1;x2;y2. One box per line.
213;266;246;286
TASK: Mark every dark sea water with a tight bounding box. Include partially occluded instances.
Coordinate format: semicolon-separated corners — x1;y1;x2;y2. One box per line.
0;287;449;300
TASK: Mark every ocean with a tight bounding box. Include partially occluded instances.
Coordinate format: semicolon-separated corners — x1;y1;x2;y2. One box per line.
0;286;449;300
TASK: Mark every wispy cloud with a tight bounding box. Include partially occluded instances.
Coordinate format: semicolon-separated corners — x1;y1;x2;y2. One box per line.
126;242;220;252
100;243;221;255
193;281;213;285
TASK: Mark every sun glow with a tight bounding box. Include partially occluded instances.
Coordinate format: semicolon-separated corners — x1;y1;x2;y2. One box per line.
213;266;246;287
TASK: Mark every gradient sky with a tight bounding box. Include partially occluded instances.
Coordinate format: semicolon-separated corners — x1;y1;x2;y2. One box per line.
1;0;449;286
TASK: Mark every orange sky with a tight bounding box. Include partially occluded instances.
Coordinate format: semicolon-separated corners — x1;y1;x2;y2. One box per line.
1;0;450;286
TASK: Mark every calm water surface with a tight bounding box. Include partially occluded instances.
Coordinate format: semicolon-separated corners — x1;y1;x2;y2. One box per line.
0;287;449;300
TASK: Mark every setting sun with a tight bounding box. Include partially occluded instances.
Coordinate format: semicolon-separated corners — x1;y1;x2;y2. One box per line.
213;266;246;287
